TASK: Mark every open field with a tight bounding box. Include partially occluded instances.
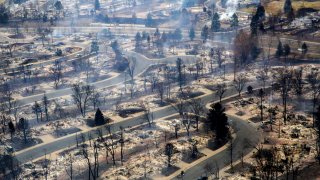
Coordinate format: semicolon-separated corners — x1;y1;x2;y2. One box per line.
241;0;320;14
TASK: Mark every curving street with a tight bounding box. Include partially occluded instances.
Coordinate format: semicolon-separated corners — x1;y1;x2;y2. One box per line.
171;114;261;180
10;51;198;107
15;80;261;178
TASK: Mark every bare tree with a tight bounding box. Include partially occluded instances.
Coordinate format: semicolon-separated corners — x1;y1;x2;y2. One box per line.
80;139;98;180
171;94;187;117
143;106;154;127
181;112;192;137
254;145;280;179
18;117;29;144
0;82;15;112
256;64;270;90
156;81;165;105
32;101;43;122
92;142;100;178
128;80;135;98
11;100;20;126
195;59;202;80
258;88;264;122
0;104;9;135
43;94;50;121
233;73;248;97
3;43;16;57
189;99;204;131
53;101;65;119
119;127;125;165
42;151;51;180
100;126;117;166
176;58;184;90
292;67;304;96
216;47;224;69
229;136;234;168
71;83;94;117
204;163;214;178
37;26;50;46
209;48;214;74
234;30;256;65
64;153;75;180
50;60;63;89
215;83;227;102
273;68;293;125
90;90;101;110
127;57;136;82
307;69;320;127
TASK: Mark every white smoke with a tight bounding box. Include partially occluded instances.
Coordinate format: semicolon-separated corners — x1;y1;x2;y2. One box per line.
220;0;239;20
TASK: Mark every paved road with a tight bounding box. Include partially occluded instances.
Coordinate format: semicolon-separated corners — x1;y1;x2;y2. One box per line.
12;51;198;107
15;83;255;166
172;114;261;180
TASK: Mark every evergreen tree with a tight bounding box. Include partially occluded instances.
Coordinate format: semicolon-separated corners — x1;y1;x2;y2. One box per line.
250;4;265;35
132;13;137;24
284;0;292;14
104;15;110;23
176;58;184;89
142;31;148;40
0;5;9;24
230;13;239;29
94;0;100;10
147;35;151;48
221;0;227;8
154;28;161;39
94;108;105;126
283;44;291;58
256;4;265;20
91;41;99;53
161;31;167;42
275;41;283;58
43;14;48;22
55;48;63;56
201;25;209;41
286;7;295;21
19;118;29;144
54;1;63;11
8;121;15;140
135;32;142;50
189;27;195;41
301;42;308;55
173;28;183;41
211;12;221;32
146;13;154;27
43;94;49;121
250;14;259;35
207;103;229;143
111;40;120;54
